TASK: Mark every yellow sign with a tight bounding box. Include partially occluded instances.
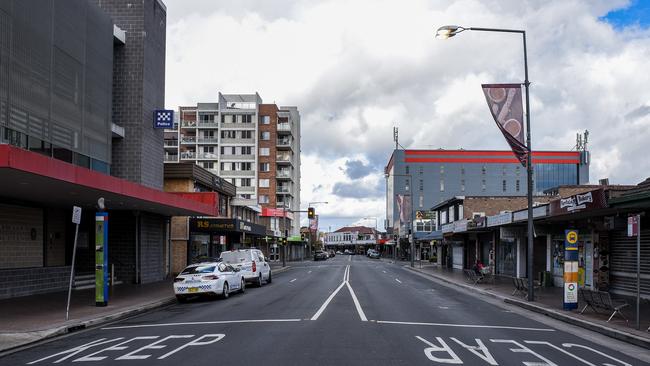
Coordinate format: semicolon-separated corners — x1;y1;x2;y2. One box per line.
566;230;578;244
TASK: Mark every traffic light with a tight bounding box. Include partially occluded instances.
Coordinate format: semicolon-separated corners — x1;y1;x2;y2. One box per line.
307;207;315;219
282;237;288;245
301;233;306;241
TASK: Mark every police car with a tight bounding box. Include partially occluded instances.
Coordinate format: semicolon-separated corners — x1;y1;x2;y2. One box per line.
173;262;244;302
220;249;272;287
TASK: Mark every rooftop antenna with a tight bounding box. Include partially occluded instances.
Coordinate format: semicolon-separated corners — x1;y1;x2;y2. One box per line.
393;126;399;150
583;130;589;151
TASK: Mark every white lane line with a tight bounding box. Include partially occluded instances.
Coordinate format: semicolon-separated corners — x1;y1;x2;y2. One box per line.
438;306;449;309
308;271;312;274
346;282;367;321
376;320;555;332
382;270;387;273
290;278;297;283
102;319;302;330
310;281;346;321
395;278;402;284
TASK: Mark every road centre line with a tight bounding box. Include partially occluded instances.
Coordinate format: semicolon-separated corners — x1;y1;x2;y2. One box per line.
346;282;368;321
310;265;350;321
102;319;302;330
376;320;555;332
290;278;297;283
395;278;402;283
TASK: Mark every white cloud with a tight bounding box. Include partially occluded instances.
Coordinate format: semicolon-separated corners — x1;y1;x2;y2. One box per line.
164;0;650;230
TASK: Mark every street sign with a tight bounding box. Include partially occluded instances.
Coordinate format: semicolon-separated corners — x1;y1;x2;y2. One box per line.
72;206;82;225
153;110;174;129
563;229;579;310
627;215;639;237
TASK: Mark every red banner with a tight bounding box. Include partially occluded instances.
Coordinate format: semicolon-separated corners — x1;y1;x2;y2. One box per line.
482;84;528;166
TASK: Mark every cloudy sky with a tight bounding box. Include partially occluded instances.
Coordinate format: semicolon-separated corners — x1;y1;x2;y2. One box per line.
163;0;650;231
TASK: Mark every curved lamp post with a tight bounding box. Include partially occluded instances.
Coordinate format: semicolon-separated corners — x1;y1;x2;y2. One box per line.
436;24;535;302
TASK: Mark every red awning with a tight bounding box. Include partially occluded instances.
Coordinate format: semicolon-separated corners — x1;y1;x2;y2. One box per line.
0;144;217;216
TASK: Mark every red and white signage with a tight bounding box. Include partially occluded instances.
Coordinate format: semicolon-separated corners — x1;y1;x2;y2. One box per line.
628;215;639;237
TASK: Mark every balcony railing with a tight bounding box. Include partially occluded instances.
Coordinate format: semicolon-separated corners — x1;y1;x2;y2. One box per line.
220;122;255;129
276;138;292;146
276;154;292;163
164;140;178;147
276;170;292;178
220;138;255;144
181;120;197;128
197;122;218;128
220;154;255;161
277;186;292;193
196;152;219;159
197;137;219;144
277;123;291;132
180;152;195;160
164;155;178;162
180;136;196;144
219;170;255;177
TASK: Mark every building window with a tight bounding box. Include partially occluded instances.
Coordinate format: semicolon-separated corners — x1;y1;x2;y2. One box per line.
261;116;270;124
260;148;270;156
419;179;423;191
482;179;486;191
440;179;444;192
261;131;270;140
440;165;444;174
419;195;423;208
461;166;465;175
405;166;409;174
461;179;465;192
502;179;507;192
260;163;270;172
502;165;507;176
405;179;410;191
259;195;269;204
516;166;521;176
482;165;487;175
516;179;521;192
239;178;252;187
259;179;270;188
419;166;423;175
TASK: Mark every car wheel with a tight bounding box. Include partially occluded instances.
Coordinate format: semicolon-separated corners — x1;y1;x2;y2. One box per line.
239;278;245;293
257;274;263;287
267;271;272;284
176;295;187;303
222;282;229;299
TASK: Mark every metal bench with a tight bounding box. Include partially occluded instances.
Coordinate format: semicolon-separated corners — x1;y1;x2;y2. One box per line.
463;269;484;285
512;277;539;298
579;288;629;323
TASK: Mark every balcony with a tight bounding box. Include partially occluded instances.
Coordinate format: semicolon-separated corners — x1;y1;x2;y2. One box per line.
164;155;178;162
276;169;292;179
180;136;196;144
220;154;255;161
277;186;293;194
196;152;219;160
276;153;292;164
277;123;291;133
276;138;292;149
181;120;197;128
220;138;255;144
164;140;178;148
180;152;195;160
197;137;219;144
219;170;255;177
197;122;219;129
220;122;255;129
236;186;256;194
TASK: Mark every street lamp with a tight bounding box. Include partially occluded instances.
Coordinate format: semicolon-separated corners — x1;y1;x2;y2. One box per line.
385;173;415;268
436;24;535;302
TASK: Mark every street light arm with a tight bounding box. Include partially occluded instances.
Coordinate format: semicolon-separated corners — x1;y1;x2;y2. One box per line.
466;27;524;34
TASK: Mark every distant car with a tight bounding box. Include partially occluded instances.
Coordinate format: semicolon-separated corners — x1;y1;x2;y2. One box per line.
335;250;343;255
174;262;244;302
328;250;335;258
368;250;380;259
220;249;272;287
314;250;329;261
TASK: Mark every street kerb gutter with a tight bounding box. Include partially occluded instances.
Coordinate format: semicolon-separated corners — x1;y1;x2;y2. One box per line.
403;266;650;350
0;265;293;357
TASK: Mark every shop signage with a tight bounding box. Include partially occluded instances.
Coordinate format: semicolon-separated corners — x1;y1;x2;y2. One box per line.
416;210;436;220
467;216;487;229
550;189;606;216
153;109;174;128
191;218;265;236
563;229;579;310
454;219;468;233
487;212;512;227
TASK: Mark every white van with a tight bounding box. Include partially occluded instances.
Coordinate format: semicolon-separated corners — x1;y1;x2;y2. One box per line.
219;249;272;287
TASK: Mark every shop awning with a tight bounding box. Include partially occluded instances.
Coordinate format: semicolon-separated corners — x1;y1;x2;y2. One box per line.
0;144;218;216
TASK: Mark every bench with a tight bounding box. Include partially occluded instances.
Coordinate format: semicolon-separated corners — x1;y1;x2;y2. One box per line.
511;277;540;298
579;288;629;323
463;269;484;285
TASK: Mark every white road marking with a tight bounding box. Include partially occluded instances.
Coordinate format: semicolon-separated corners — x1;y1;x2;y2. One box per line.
101;319;302;330
395;278;402;284
376;320;555;332
345;266;367;321
438;306;449;309
310;265;350;321
382;270;387;273
308;271;312;274
290;278;297;283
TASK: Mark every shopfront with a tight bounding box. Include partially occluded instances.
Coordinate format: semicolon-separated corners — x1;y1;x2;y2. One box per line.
188;218;266;263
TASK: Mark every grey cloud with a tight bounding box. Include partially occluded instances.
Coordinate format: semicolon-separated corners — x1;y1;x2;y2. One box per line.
343;159;375;179
625;105;650;121
332;179;383;199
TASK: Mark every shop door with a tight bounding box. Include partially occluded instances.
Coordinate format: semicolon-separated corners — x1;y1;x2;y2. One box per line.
533;236;547;279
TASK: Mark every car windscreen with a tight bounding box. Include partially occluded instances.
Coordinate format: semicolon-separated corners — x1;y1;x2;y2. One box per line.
220;252;249;263
180;265;215;274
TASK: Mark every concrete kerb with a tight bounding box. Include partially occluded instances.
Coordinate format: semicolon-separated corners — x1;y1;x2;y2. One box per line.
0;266;292;357
403;266;650;350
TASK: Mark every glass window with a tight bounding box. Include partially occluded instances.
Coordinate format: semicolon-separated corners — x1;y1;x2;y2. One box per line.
260;163;270;172
502;180;506;192
260;148;270;156
259;179;269;188
440;179;444;192
259;195;269;204
261;131;270;140
461;179;465;192
181;265;215;275
261;116;270;124
516;179;520;192
53;146;73;163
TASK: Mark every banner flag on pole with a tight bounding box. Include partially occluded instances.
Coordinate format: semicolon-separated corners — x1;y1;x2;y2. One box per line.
482;83;528;166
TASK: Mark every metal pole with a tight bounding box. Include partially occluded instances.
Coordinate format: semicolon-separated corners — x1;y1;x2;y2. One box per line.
65;223;80;321
522;31;535;302
636;215;641;330
283;208;287;267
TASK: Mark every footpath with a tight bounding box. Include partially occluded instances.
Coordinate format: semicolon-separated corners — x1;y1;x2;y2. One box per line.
389;259;650;349
0;262;291;354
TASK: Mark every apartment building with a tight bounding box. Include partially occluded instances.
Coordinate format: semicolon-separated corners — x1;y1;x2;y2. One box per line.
164;93;301;236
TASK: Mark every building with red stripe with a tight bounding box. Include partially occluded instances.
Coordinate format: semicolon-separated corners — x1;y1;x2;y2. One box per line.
384;148;590;248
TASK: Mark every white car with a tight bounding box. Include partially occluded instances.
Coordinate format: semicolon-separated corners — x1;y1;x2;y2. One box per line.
220;249;272;287
174;262;244;302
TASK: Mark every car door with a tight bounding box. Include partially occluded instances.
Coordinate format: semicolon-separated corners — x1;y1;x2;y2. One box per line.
256;250;270;279
221;263;239;290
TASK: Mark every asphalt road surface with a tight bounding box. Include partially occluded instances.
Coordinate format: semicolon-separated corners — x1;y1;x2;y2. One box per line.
2;255;649;365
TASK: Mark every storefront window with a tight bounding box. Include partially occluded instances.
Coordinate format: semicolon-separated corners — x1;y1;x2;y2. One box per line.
497;238;516;277
189;234;210;263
